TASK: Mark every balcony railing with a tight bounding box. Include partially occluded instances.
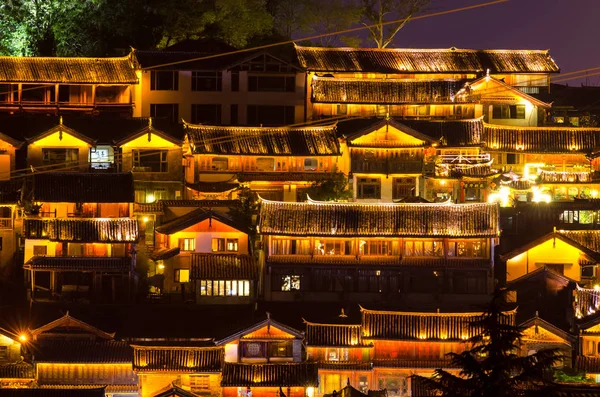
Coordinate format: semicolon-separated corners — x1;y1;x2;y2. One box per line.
351;160;423;174
268;254;403;265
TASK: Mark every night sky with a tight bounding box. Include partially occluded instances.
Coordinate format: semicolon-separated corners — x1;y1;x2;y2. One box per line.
384;0;600;84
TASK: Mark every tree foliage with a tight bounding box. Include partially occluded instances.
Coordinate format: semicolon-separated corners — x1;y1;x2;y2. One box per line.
0;0;274;56
303;172;352;202
412;288;561;397
361;0;429;48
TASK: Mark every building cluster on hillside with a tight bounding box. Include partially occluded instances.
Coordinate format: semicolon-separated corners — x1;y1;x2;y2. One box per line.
1;42;600;396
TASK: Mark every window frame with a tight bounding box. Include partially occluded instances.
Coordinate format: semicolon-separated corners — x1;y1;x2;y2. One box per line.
132;150;168;173
150;71;179;91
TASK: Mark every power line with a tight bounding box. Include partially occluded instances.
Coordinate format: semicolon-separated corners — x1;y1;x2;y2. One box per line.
141;0;509;70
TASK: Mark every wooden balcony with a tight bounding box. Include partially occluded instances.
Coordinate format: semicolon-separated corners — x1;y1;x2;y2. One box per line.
351;159;422;174
268;254;403;266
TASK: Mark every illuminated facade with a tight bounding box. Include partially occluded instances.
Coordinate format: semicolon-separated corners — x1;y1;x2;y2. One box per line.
132;50;305;125
151;209;256;303
183;122;341;201
258;199;499;306
0;55;137;115
21;173;139;303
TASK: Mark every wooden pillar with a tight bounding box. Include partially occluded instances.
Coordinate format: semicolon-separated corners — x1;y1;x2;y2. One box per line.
91;85;96;106
17;84;22;103
54;84;59;105
30;270;35;300
50;271;56;297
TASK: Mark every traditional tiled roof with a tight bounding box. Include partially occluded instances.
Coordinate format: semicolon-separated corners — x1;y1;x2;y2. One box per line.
304;322;367;347
33;340;132;363
221;362;319;387
155;208;247;235
296;46;560;74
0;389;106;397
0;56;137;84
400;118;483;147
132;345;223;373
318;362;372;371
190;254;257;280
237;172;337;182
360;307;515;341
23;218;138;242
185;122;340;156
539;171;592;183
575;285;600;320
149;247;181;261
259;199;500;238
483;123;600;153
24;256;133;272
343;119;435;147
267;255;490;268
311;77;466;104
28;173;135;203
37;386;138;394
557;230;600;255
0;363;34;379
575;356;600;373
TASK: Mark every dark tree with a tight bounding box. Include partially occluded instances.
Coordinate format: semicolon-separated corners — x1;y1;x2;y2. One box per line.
412;288;561;397
303;172;352;202
361;0;429;48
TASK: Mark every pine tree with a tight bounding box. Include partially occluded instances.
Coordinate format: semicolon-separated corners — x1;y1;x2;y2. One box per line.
412;288;561;397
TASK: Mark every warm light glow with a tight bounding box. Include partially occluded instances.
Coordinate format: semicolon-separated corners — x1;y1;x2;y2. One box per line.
142;217;149;223
146;194;156;203
488;186;510;207
532;187;551;203
523;163;545;180
19;334;27;342
306;387;315;397
594;284;600;292
592;190;598;198
440;179;446;186
158;264;165;270
419;334;427;340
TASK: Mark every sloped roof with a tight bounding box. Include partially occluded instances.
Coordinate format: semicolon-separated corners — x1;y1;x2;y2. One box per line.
483;122;600;153
400;118;484;147
465;76;551;108
304;321;369;347
33;340;132;363
24;256;132;272
185;122;340;156
30;312;116;340
216;316;303;345
0;56;137;84
259;199;500;238
0;363;34;379
311;76;467;104
132;345;223;373
29;173;134;203
155;208;247;235
500;231;600;262
343;118;436;147
221;362;319;387
190;254;257;280
0;389;106;397
23;218;138;243
360;306;515;341
296;46;560;74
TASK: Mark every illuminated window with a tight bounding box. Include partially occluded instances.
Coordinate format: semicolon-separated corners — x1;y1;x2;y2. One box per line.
151;71;179;91
554;116;565;123
179;238;195;252
43;149;78;169
492;104;525;119
134;190;146;203
357;178;381;199
226;239;239;252
192;71;222;91
304;158;319;171
392;178;415;200
190;375;210;392
242;342;265;358
326;348;339;361
0;346;8;360
212;157;228;171
133;150;168;173
360;240;392;256
269;341;293;357
174;269;190;283
448;240;487;258
281;275;300;291
33;245;47;257
404;240;443;257
201;280;250;297
256;158;275;172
